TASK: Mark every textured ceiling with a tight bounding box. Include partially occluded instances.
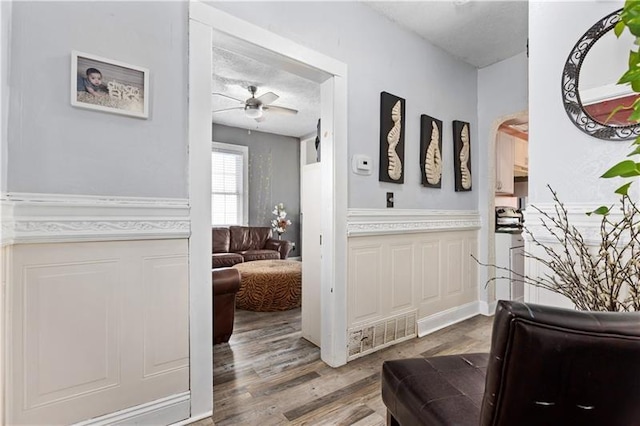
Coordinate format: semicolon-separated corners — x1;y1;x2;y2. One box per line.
212;46;321;138
365;1;528;68
212;1;528;138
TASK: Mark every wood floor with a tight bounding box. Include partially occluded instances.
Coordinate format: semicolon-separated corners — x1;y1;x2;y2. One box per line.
193;308;493;426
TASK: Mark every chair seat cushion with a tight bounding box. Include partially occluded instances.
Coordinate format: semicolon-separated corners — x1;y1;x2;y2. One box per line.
382;353;489;426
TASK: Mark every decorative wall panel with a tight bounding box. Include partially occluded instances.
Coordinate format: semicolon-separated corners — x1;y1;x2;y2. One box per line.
390;243;414;311
348;243;382;325
452;120;472;192
347;209;479;357
419;240;441;302
6;239;189;425
379;92;405;184
420;115;443;188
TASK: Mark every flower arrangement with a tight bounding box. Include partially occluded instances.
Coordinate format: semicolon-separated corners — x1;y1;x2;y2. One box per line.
271;203;292;237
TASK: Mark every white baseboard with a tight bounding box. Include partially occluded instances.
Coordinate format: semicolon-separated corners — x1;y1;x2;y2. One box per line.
72;392;190;426
170;410;213;426
479;300;497;316
417;301;480;337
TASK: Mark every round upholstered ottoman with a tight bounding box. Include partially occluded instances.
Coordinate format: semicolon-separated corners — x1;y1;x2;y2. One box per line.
233;259;302;311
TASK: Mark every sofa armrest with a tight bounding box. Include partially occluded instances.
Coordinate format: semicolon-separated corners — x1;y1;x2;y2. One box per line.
212;267;241;295
265;238;293;259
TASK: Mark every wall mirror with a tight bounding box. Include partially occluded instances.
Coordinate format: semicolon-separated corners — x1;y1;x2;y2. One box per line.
562;8;640;141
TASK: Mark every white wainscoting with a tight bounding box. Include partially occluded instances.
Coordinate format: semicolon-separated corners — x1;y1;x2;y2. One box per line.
523;203;613;308
347;209;480;356
2;193;191;425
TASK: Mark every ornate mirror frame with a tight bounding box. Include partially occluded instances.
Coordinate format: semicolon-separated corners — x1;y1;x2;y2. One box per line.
562;8;640;141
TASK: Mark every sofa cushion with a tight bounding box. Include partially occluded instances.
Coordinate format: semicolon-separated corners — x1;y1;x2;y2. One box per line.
241;249;280;262
213;253;244;269
213;227;231;253
229;226;272;252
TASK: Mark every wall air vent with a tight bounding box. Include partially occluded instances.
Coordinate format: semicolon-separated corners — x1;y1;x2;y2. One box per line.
347;310;417;361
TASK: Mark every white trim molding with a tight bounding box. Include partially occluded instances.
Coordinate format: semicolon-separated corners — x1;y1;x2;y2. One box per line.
347;209;481;236
1;192;190;245
72;392;190;426
524;202;623;246
417;301;482;337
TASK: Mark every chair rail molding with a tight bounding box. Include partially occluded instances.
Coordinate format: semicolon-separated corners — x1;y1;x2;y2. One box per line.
1;192;190;245
523;202;623;246
347;209;481;236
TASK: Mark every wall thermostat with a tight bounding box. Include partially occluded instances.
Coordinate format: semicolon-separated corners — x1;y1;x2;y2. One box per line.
351;154;372;175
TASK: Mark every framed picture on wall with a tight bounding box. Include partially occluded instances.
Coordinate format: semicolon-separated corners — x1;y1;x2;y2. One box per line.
452;120;472;192
379;91;405;184
71;51;149;119
420;114;443;188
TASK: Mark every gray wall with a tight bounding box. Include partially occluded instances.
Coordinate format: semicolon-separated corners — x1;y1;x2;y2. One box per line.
211;1;479;210
6;1;188;198
213;124;301;256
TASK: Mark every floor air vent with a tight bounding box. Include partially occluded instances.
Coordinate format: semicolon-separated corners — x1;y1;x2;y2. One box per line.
347;311;417;361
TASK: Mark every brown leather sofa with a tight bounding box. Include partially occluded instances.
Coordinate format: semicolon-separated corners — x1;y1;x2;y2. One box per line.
213;267;241;344
381;300;640;425
212;226;293;269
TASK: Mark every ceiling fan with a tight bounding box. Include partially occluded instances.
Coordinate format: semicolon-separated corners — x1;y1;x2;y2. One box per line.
212;85;299;122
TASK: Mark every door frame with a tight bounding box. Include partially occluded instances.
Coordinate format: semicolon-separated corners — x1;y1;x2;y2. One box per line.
482;110;528;312
188;0;349;418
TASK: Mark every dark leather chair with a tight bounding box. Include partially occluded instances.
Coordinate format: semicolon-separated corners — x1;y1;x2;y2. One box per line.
213;267;241;344
381;300;640;426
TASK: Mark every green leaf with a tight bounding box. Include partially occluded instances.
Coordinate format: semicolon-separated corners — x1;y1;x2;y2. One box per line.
587;206;611;216
626;145;640;157
616;21;626;38
630;49;640;68
615;182;633;195
618;67;640;85
629;105;640;122
601;160;639;178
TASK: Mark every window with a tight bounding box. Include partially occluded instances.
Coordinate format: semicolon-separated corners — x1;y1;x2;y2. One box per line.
212;142;248;226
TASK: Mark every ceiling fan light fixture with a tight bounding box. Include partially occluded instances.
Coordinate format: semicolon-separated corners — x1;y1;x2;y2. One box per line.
244;104;263;119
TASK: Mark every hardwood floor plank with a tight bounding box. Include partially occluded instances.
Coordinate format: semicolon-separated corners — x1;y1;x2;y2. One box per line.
282;373;379;421
208;307;493;425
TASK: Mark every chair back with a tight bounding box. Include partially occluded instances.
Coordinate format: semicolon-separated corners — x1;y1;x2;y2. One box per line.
481;300;640;426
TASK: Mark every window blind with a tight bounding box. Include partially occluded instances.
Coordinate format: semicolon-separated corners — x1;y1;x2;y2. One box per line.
212;149;244;225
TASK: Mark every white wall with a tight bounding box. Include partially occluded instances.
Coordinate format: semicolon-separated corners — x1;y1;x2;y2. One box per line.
6;1;188;198
210;1;479;210
476;52;528;310
527;0;634;307
529;0;629;205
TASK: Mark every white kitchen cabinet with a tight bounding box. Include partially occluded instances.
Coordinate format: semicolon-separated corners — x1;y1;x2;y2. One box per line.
495;233;524;302
514;137;528;173
495;132;514;194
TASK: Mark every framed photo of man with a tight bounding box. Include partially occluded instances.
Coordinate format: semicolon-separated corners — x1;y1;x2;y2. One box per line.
71;51;149;119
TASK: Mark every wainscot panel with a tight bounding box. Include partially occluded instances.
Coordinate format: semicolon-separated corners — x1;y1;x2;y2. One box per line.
2;193;191;425
346;209;480;359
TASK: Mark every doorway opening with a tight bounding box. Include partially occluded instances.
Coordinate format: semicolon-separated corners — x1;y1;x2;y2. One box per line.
485;111;528;307
188;4;349;414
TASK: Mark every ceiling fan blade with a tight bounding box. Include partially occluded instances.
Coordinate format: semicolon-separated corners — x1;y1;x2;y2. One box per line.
212;106;244;114
212;92;244;103
255;116;266;123
263;105;298;115
256;91;279;105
